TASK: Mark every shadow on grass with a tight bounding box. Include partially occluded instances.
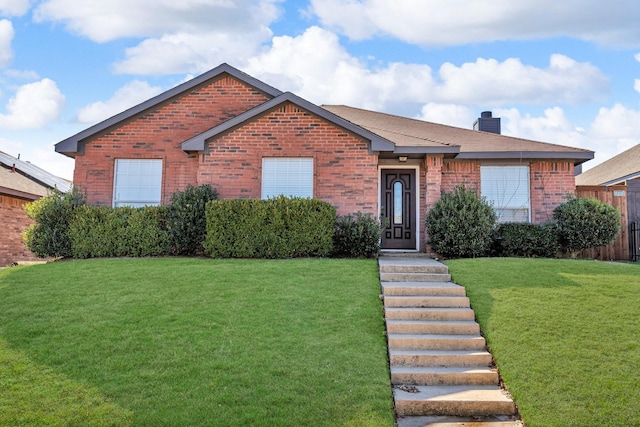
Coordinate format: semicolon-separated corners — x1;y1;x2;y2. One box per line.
0;337;134;426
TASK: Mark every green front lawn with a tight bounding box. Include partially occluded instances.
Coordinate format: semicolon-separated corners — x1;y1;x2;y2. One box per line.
447;258;640;427
0;258;395;427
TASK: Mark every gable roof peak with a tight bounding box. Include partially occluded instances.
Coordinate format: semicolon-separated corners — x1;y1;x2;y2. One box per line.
54;63;283;158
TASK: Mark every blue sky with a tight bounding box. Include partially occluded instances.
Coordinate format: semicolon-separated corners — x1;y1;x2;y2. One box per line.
1;0;640;180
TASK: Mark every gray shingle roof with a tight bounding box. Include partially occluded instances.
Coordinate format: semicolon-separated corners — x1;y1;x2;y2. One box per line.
322;105;594;163
576;144;640;186
0;151;71;198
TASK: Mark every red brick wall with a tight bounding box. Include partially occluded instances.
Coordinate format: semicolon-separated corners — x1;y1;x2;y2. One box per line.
0;195;40;266
73;74;271;206
436;159;575;224
198;102;378;215
530;161;575;223
441;160;481;194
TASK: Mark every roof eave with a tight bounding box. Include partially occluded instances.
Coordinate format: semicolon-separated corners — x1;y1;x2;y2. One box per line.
182;92;397;153
455;151;594;164
393;146;460;155
602;171;640;186
54;63;283;155
0;186;42;200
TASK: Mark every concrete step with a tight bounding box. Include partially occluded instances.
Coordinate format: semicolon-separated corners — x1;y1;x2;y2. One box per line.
394;385;516;417
379;264;450;274
388;334;486;351
391;366;499;386
385;296;470;308
385;308;476;321
382;282;467;296
387;320;480;335
380;272;453;282
396;415;522;427
390;349;493;367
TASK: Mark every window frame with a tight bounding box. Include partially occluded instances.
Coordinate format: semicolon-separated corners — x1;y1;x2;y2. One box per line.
112;159;163;208
480;164;531;223
261;157;314;199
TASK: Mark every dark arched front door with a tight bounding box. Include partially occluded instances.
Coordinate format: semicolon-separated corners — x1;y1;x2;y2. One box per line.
381;169;416;249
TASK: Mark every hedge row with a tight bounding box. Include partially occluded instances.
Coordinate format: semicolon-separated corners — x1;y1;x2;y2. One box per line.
24;189;382;259
205;196;336;258
70;205;170;258
425;186;621;258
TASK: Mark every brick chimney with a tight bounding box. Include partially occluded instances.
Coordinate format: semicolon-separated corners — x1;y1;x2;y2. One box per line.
473;111;501;134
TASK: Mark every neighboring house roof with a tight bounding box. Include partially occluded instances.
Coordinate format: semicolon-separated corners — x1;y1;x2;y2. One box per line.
55;63;283;157
182;92;396;153
0;151;71;200
323;105;594;163
575;144;640;186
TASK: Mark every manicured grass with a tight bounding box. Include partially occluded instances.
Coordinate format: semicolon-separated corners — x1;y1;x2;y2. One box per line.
447;258;640;427
0;258;395;427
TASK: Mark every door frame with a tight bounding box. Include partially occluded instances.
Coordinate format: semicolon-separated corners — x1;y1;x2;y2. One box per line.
378;165;420;251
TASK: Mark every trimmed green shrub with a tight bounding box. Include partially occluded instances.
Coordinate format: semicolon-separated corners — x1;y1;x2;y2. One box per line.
553;196;620;254
426;186;497;258
23;187;86;258
167;184;218;256
493;222;558;258
333;213;383;258
70;205;170;258
205;196;335;258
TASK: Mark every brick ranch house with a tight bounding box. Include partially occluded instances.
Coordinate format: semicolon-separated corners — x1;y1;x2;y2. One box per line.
55;63;593;251
0;151;71;266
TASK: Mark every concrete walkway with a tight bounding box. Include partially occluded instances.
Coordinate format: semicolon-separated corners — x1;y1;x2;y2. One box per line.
378;255;522;427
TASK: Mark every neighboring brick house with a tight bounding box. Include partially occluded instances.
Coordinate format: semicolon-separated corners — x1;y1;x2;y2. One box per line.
576;144;640;261
0;151;71;266
55;63;593;251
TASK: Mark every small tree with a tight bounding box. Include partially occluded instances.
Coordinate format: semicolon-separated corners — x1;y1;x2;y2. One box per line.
166;184;218;256
553;196;620;255
426;186;497;258
23;187;86;258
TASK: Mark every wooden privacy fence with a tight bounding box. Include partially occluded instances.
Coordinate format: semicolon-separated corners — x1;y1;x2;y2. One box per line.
575;185;629;261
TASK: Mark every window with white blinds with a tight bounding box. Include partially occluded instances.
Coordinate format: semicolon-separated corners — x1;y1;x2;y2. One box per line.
480;165;530;222
262;158;313;199
113;159;162;207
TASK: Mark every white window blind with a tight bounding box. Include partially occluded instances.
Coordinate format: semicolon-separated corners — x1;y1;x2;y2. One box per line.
481;165;530;222
113;159;162;207
262;158;313;199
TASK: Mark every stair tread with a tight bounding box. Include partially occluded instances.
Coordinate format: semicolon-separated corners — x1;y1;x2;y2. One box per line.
390;349;491;356
382;282;464;292
393;385;512;403
396;416;521;427
391;366;496;374
388;320;479;325
387;307;474;312
389;333;485;342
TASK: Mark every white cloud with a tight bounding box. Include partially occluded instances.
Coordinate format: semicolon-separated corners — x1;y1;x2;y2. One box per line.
0;19;14;67
34;0;281;42
416;103;475;128
113;30;271;75
0;79;65;130
635;79;640;95
246;27;436;112
310;0;640;47
246;27;608;113
497;107;587;146
0;0;31;16
3;69;39;80
435;55;608;105
488;104;640;170
76;80;162;124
